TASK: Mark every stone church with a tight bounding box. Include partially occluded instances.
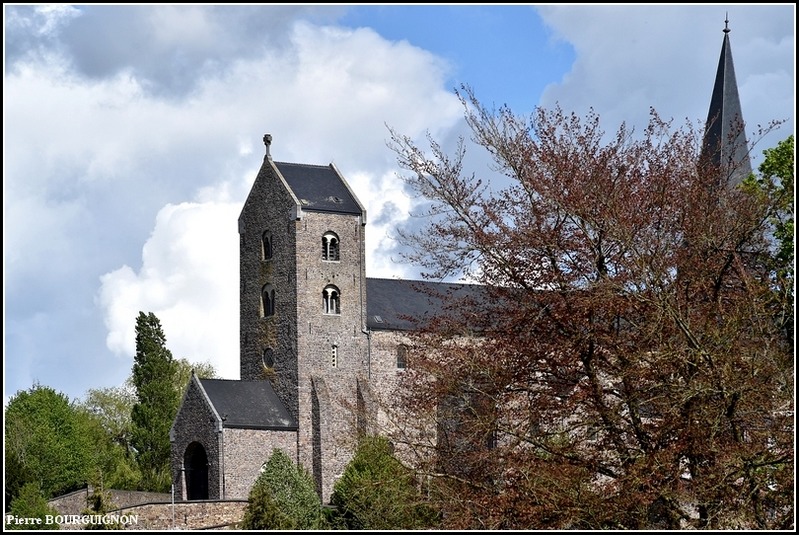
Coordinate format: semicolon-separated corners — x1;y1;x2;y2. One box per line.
169;20;753;505
168;133;463;503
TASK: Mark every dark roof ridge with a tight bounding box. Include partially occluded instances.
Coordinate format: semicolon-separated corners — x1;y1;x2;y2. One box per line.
365;276;486;287
199;377;261;384
273;160;332;169
365;277;491;331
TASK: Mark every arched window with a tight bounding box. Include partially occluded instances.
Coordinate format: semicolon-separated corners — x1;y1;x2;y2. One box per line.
322;231;340;261
261;284;275;317
323;285;340;315
262;231;273;260
263;347;275;368
396;344;408;369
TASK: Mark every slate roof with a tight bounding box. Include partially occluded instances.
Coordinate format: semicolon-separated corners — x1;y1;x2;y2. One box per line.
199;378;297;430
365;277;488;331
701;20;752;185
275;162;363;216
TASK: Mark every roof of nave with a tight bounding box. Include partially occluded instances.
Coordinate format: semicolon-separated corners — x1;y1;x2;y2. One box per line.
366;277;490;332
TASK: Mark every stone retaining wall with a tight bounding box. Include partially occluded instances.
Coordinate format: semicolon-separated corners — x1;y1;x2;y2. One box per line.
48;486;171;516
106;500;247;530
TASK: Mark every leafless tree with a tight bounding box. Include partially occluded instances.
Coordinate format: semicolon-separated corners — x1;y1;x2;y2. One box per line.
382;87;793;530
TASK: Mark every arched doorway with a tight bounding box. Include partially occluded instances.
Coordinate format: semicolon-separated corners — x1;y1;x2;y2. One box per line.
184;442;209;500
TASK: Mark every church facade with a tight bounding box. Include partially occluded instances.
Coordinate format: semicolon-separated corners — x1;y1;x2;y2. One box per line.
169;21;753;506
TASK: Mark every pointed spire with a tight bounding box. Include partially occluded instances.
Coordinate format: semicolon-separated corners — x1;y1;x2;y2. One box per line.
701;17;752;186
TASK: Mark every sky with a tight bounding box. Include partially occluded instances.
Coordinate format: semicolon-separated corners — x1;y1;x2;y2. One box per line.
3;4;795;404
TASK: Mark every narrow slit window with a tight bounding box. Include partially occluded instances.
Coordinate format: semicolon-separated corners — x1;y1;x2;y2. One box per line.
331;345;338;368
261;284;275;317
396;344;408;369
262;231;273;260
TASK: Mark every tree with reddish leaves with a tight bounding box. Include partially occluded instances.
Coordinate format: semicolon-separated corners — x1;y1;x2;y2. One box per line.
382;87;793;530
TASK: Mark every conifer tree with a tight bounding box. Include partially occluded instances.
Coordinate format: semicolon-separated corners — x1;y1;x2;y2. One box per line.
330;435;439;530
130;311;179;492
4;483;59;530
240;449;325;530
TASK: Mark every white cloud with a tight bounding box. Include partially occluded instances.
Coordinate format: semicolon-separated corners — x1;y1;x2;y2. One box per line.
5;16;463;282
98;201;241;379
347;169;418;279
9;5;790;403
85;20;464;385
5;4;81;39
536;5;794;161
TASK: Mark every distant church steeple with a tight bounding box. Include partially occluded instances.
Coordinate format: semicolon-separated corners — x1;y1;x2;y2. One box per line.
701;16;752;185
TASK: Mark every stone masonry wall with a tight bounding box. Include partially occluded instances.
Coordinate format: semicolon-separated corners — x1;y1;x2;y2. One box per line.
367;330;438;469
242;159;371;504
48;487;171;517
239;155;300;423
47;487;91;517
114;500;247;530
295;210;368;502
222;427;297;499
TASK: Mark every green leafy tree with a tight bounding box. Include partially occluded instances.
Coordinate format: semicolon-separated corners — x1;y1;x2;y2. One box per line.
76;352;217;493
330;435;439;530
742;134;794;340
4;439;32;511
4;384;96;501
79;383;142;490
4;482;59;530
240;449;325;530
81;385;136;453
174;357;219;397
81;357;216;453
130;312;180;492
80;410;143;492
